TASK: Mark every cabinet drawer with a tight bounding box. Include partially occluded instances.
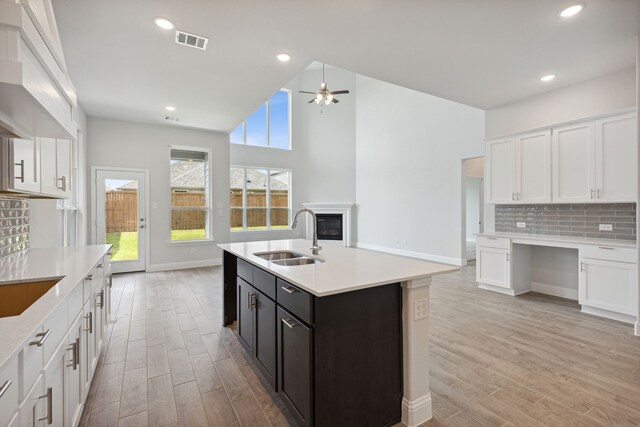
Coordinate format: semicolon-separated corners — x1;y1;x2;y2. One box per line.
0;355;18;427
581;245;636;263
253;267;276;300
237;258;253;283
43;300;68;364
277;279;313;325
20;326;44;400
477;236;511;250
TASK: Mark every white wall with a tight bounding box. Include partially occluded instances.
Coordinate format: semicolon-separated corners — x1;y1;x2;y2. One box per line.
465;178;481;240
230;67;357;243
355;75;485;265
87;117;230;269
485;67;636;137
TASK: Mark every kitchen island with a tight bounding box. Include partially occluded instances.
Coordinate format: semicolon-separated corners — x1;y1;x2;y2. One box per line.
218;239;457;427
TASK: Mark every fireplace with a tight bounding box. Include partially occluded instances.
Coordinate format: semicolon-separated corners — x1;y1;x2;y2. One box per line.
303;203;354;247
316;214;343;241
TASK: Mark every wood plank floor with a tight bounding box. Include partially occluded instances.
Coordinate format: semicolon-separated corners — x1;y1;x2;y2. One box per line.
79;264;640;427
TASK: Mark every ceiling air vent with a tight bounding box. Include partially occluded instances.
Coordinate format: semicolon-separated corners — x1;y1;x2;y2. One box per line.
175;30;208;50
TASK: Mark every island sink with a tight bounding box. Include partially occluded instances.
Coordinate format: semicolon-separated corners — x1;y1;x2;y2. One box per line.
0;278;62;318
272;257;325;266
253;250;305;261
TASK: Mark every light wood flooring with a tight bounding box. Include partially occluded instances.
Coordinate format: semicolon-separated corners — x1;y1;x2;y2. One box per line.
79;264;640;427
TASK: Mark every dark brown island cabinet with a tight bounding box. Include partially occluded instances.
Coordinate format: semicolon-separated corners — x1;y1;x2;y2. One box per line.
222;251;403;427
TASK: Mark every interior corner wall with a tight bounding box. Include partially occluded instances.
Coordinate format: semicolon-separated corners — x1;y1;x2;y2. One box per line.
230;67;357;243
87;117;230;268
354;75;485;265
485;67;636;138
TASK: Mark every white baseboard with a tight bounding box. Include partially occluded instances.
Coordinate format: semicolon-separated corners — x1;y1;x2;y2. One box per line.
146;258;222;272
478;282;516;296
402;393;432;427
354;242;462;266
581;305;636;325
530;282;578;301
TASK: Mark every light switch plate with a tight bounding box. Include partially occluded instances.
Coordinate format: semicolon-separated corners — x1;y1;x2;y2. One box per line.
414;298;428;320
516;222;526;228
599;224;613;231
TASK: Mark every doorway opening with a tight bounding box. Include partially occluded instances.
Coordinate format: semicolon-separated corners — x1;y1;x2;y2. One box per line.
461;157;484;265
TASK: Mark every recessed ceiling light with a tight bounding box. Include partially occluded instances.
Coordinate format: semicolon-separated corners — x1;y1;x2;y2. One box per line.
559;4;584;18
154;18;174;30
165;106;176;112
276;53;291;62
540;74;556;82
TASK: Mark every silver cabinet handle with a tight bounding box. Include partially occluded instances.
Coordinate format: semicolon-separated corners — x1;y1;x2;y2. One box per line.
281;286;298;294
590;189;594;199
0;380;12;398
66;338;79;370
85;312;93;334
30;329;52;347
596;189;600;199
511;193;515;201
580;262;585;272
97;264;103;269
598;246;615;250
96;290;104;309
38;387;53;424
57;176;67;192
506;252;509;262
14;160;24;182
106;274;113;288
282;318;298;328
86;274;94;281
486;237;497;240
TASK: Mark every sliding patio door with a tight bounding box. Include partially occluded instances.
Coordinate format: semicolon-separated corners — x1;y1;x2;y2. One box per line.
95;169;147;273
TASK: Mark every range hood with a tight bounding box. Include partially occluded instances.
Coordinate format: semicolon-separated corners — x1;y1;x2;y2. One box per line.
0;1;77;140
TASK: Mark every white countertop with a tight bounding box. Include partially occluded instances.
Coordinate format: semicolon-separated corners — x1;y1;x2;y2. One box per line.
218;239;458;296
0;245;110;368
477;232;636;249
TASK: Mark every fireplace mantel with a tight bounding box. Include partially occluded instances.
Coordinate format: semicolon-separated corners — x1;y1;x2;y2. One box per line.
302;203;354;247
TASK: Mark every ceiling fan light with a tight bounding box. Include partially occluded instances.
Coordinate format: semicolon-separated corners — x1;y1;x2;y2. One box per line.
314;97;321;104
326;94;334;102
324;98;331;105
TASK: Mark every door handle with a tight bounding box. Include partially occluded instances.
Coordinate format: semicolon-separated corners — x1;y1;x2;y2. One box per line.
14;160;24;183
140;224;145;229
282;318;298;328
38;387;53;424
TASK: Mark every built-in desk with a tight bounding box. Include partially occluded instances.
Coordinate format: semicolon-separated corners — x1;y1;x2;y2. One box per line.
475;233;638;328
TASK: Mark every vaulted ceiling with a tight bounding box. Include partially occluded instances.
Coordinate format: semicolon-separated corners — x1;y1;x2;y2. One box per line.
53;0;640;133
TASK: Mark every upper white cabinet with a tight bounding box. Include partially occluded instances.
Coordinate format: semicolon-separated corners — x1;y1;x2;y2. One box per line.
40;138;72;198
0;0;77;139
487;111;636;204
516;130;551;203
486;130;551;204
594;113;637;202
552;121;595;203
486;138;515;203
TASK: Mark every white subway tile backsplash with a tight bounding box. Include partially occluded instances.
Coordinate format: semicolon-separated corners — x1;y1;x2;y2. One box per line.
0;196;30;258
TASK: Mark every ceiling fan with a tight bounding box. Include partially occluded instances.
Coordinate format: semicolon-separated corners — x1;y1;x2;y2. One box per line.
300;64;350;105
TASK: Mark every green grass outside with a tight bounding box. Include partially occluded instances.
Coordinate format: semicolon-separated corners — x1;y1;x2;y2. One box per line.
106;229;206;261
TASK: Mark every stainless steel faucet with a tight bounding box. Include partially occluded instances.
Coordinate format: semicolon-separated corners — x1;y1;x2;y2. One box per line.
292;208;322;255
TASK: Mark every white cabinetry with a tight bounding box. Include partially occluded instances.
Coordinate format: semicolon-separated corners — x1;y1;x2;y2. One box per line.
44;342;66;427
552;121;595;203
40;138;72;198
20;374;47;427
0;355;18;427
65;316;83;427
516;130;551;203
594;113;637;202
486;138;515;203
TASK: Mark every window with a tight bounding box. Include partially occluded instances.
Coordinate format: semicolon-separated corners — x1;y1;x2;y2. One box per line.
230;167;291;231
170;147;212;241
230;90;291;149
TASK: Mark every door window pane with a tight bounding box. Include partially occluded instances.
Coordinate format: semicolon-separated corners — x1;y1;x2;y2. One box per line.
104;179;138;261
269;91;290;149
245;104;267;147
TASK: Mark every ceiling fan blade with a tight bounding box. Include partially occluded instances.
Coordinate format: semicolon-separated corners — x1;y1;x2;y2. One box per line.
299;91;317;94
332;98;339;103
308;98;316;103
330;90;350;95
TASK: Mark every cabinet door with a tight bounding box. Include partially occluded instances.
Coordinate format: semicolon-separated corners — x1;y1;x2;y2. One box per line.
477;247;511;289
486;138;515;203
56;139;72;198
552;122;596;203
237;278;254;352
277;307;312;427
516;130;551;203
93;287;105;363
11;138;40;193
20;374;46;427
255;292;276;389
44;343;66;427
40;137;61;196
579;258;638;316
82;299;95;394
595;114;637;202
65;316;83;427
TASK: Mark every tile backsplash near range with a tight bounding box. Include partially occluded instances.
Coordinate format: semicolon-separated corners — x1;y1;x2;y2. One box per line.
0;196;30;258
495;203;636;241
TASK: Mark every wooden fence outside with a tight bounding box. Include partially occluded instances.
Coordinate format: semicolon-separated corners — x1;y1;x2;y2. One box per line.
106;190;289;232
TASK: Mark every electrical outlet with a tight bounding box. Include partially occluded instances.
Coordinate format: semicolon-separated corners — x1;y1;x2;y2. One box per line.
516;222;526;228
414;298;428;320
599;224;613;231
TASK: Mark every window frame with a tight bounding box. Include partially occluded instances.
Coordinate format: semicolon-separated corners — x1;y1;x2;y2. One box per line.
231;89;292;150
168;145;214;244
230;166;292;232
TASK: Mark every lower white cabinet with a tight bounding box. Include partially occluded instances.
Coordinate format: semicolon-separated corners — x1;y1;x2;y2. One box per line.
579;257;638;318
65;316;83;427
0;356;18;427
20;374;47;427
477;247;511;289
44;342;66;427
